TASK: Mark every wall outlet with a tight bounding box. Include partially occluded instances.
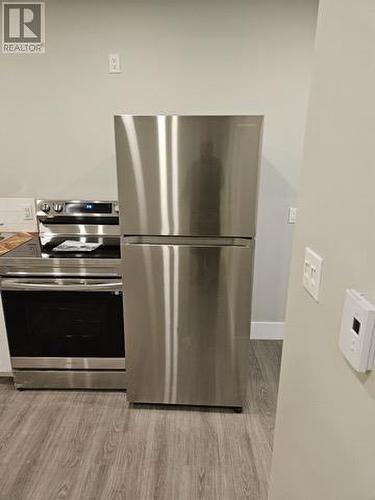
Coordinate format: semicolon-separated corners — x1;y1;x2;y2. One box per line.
288;207;297;224
22;204;34;221
303;247;323;302
109;53;121;73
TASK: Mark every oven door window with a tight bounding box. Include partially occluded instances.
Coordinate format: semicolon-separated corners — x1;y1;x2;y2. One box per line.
2;291;124;358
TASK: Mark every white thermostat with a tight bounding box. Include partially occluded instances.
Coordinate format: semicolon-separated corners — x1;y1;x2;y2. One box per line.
339;289;375;372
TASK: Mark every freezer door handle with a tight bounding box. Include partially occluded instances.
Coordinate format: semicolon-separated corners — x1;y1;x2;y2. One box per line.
123;236;253;247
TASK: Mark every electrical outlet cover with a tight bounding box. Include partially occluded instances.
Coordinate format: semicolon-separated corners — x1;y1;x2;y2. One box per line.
109;53;121;73
288;207;297;224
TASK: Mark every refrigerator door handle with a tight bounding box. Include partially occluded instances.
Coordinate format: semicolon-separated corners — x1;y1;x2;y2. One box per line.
123;236;253;247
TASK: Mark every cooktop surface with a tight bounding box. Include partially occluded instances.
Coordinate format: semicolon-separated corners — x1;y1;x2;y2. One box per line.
2;237;121;260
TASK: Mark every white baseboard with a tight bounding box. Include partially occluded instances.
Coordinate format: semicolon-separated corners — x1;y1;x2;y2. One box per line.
250;321;285;340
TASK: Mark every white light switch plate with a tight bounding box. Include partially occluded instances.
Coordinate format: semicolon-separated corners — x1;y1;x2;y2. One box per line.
303;247;323;302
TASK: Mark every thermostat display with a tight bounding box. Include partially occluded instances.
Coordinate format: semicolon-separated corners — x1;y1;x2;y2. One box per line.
352;317;361;335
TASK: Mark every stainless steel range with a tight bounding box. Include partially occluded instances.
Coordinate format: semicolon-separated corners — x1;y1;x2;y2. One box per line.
0;200;125;390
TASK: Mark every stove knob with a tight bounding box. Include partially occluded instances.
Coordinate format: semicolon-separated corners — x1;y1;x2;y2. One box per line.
114;204;119;213
41;203;50;213
53;203;63;213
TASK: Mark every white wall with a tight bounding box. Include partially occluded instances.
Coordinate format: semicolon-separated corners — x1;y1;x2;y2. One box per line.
0;0;318;322
269;1;375;499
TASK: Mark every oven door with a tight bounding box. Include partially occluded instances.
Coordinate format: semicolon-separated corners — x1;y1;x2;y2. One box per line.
1;278;125;370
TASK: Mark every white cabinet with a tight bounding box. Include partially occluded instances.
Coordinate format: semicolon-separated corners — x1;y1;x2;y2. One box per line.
0;295;11;374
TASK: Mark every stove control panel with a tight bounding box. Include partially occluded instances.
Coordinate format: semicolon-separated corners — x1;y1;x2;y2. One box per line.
36;200;120;218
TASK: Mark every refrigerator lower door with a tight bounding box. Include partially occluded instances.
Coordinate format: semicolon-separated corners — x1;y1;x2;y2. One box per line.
123;239;253;407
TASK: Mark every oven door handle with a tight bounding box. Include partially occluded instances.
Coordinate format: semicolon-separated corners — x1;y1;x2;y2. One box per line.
0;279;123;292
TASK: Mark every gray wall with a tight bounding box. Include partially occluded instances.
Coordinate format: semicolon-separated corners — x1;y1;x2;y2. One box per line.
269;1;375;498
0;0;317;322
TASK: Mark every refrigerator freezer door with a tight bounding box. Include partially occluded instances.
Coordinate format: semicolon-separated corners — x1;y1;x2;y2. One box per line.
123;240;254;407
115;115;263;237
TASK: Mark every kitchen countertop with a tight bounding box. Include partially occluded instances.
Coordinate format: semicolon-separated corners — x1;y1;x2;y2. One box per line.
1;236;44;261
0;232;16;241
0;232;34;256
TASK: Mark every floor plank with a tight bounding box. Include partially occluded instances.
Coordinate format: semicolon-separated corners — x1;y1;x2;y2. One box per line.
0;340;282;500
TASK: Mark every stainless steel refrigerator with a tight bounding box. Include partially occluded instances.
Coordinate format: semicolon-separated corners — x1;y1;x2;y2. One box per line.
114;115;263;410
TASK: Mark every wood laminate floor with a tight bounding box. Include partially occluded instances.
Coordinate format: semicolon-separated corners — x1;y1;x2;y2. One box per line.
0;340;282;500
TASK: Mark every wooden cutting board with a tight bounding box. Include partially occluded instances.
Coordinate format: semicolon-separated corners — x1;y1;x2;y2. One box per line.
0;232;34;256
